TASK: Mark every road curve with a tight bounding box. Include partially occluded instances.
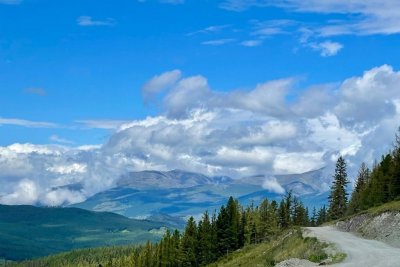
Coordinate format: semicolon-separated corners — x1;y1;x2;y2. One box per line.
305;226;400;267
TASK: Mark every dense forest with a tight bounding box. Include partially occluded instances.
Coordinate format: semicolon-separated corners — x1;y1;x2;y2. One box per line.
13;193;319;267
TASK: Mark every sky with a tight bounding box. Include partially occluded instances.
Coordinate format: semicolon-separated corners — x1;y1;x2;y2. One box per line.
1;0;400;205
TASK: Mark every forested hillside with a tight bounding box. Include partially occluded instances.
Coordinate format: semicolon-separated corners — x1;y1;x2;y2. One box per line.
12;193;320;267
0;205;168;261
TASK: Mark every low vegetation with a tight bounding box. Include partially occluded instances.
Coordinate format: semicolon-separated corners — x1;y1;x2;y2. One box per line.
207;228;330;267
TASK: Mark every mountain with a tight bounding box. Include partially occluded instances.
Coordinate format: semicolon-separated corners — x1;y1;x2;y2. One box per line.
117;169;233;189
0;205;170;261
72;169;328;220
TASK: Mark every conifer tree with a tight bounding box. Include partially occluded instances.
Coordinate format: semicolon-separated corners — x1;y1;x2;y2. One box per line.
348;163;369;214
328;156;349;220
391;127;400;199
310;207;317;226
181;217;198;266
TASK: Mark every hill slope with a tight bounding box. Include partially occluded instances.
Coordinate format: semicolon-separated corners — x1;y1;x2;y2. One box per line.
0;205;169;261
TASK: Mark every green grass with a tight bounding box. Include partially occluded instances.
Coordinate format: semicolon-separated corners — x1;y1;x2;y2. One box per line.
364;200;400;215
0;204;169;261
207;228;331;267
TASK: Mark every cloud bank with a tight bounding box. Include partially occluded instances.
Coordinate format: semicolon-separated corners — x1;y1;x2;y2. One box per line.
1;65;400;205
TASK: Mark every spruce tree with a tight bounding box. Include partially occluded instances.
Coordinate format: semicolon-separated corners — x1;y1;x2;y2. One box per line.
328;156;349;220
181;217;198;266
348;162;369;214
391;128;400;199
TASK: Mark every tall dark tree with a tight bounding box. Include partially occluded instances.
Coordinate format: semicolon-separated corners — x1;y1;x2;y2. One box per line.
197;211;215;265
348;162;369;214
391;127;400;199
328;156;349;220
316;206;327;225
181;217;198;266
226;197;240;251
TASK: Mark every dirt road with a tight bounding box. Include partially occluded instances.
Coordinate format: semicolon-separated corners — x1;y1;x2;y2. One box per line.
306;226;400;267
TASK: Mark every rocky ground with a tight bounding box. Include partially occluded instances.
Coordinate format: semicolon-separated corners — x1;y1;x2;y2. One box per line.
335;211;400;248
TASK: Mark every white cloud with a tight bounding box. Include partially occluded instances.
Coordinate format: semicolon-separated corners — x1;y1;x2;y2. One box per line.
310;41;344;57
2;65;400;205
201;39;236;46
0;179;39;205
49;135;74;145
142;69;182;102
262;177;286;194
221;0;400;35
273;152;326;174
77;16;115;27
46;163;87;175
43;189;86;206
187;25;231;36
240;40;263;47
0;117;57;128
75;119;130;129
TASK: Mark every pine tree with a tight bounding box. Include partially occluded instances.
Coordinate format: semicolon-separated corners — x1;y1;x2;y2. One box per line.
348;162;369;214
197;211;214;265
226;197;240;251
181;217;198;267
316;206;327;225
310;207;317;226
328;156;349;220
391;127;400;199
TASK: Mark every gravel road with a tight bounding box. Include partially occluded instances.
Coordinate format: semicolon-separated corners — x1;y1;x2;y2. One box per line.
305;226;400;267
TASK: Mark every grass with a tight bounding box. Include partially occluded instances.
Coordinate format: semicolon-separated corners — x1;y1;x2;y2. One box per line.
364;200;400;215
207;228;336;267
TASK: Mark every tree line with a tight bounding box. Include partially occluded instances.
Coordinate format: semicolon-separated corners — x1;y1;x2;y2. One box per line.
16;194;321;267
326;128;400;221
109;194;316;267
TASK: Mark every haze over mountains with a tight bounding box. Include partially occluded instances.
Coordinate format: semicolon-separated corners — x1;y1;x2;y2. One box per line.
72;169;329;220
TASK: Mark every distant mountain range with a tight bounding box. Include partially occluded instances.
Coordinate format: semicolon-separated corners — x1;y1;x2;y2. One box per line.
72;169;329;220
0;204;170;261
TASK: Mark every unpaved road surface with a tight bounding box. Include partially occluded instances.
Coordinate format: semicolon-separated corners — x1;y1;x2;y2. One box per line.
306;226;400;267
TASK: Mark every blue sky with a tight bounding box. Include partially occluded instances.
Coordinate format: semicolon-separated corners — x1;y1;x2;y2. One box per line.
2;0;400;146
2;0;400;205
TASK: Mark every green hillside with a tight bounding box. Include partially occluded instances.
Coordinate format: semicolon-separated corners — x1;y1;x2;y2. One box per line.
0;205;169;261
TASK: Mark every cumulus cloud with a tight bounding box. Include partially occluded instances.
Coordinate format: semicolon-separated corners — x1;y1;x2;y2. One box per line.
1;65;400;205
309;41;344;57
1;179;38;205
262;177;286;194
